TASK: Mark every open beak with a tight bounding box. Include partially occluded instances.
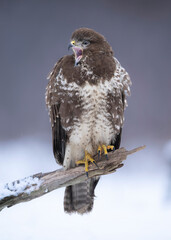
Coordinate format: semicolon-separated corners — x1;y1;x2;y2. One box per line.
68;41;83;66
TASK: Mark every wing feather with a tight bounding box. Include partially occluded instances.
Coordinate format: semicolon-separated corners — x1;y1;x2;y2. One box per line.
45;58;67;165
111;58;132;149
113;57;132;109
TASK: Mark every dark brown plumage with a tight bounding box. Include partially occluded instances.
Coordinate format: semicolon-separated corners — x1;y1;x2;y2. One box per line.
46;28;131;214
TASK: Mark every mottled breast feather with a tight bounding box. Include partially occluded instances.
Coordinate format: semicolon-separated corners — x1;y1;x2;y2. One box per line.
45;55;131;157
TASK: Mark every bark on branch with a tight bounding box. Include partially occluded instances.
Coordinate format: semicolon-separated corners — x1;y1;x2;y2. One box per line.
0;146;145;212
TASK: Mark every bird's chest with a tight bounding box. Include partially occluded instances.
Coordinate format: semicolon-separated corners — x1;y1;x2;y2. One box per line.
69;81;115;150
80;82;109;120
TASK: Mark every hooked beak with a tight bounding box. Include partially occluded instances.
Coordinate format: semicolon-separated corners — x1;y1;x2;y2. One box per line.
68;41;83;66
68;43;73;51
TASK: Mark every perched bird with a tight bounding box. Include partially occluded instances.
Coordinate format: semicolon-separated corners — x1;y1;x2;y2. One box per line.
45;28;131;214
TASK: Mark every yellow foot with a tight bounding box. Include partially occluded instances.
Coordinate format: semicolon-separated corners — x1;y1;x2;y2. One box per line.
76;151;98;177
97;145;115;160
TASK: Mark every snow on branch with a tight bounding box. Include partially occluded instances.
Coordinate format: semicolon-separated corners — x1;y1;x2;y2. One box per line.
0;146;145;212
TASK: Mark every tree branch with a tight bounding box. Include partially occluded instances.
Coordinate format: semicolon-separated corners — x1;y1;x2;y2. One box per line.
0;146;145;211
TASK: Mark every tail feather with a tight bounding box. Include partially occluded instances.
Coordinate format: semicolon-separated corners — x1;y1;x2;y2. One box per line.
64;177;100;214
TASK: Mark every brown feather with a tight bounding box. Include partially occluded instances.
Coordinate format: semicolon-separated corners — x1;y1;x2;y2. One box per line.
45;28;131;214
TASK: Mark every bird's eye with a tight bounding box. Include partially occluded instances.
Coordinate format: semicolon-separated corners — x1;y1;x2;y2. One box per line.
82;40;90;46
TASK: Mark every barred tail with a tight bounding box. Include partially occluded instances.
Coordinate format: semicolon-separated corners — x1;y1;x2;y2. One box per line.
64;177;99;214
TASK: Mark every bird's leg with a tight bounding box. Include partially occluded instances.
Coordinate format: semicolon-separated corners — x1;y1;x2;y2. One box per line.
76;151;98;177
97;144;115;160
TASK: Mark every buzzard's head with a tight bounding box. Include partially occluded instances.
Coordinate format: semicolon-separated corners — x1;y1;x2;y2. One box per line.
68;28;113;66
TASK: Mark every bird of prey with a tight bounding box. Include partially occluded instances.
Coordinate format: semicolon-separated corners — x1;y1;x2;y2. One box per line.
45;28;131;214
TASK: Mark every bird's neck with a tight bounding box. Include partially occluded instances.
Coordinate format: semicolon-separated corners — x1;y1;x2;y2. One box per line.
79;52;115;83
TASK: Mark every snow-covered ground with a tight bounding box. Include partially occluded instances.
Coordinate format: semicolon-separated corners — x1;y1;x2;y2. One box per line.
0;137;171;240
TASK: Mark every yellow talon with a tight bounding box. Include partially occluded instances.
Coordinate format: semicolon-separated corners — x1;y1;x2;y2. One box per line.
76;151;96;176
102;145;108;155
97;144;115;160
107;145;114;151
97;146;102;154
76;159;86;164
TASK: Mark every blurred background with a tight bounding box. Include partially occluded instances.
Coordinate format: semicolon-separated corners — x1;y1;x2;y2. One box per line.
0;0;171;239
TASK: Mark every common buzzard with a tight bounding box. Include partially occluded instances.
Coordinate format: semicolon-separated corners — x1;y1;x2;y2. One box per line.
45;28;131;214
